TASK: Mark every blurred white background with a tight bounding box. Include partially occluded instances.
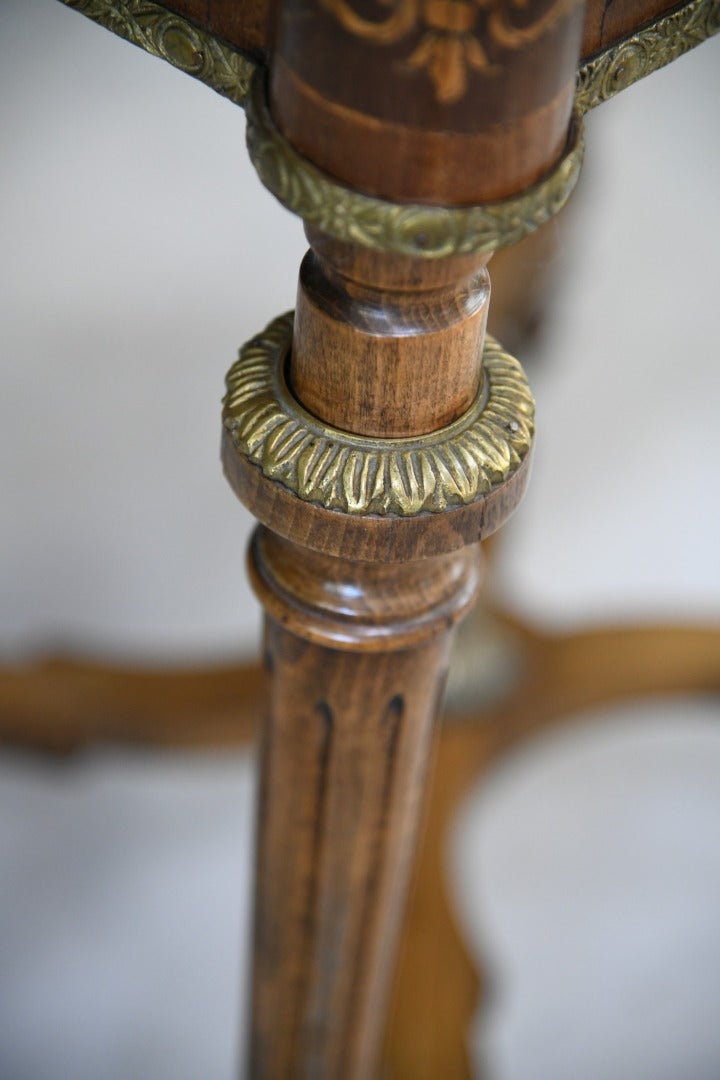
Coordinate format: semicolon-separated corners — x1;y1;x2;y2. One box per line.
1;2;719;1077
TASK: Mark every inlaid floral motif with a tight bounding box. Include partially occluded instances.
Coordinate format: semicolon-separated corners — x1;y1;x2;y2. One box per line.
321;0;581;103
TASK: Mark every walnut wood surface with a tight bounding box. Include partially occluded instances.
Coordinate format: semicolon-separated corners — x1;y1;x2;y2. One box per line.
252;617;452;1078
245;525;480;1078
293;233;490;438
161;0;271;56
270;0;585;203
248;528;482;650
220;217;533;1076
143;2;690;111
226;189;527;1072
580;0;681;56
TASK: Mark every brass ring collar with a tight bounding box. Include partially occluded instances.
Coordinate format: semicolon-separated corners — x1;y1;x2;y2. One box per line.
223;313;534;518
245;69;585;259
221;314;535;562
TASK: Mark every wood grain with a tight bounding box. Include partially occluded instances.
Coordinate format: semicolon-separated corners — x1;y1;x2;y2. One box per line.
270;0;585;203
224;218;531;1072
248;527;482;650
152;2;689;75
245;524;480;1078
251;618;453;1078
292;233;490;438
581;0;681;57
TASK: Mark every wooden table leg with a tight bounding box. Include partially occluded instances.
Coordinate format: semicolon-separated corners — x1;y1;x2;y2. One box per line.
247;529;480;1076
221;226;533;1076
220;2;582;1070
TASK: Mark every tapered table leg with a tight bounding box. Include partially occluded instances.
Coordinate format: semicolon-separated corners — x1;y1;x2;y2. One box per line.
247;530;480;1077
222;235;534;1077
227;9;582;1065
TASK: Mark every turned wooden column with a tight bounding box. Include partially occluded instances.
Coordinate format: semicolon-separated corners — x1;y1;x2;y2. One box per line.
248;531;480;1077
220;2;584;1076
223;235;534;1077
235;240;492;1077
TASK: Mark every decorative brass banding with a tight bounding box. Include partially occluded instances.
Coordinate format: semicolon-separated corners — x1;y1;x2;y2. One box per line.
62;0;720;122
61;0;255;108
223;314;534;518
245;70;585;259
576;0;720;114
61;0;720;255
